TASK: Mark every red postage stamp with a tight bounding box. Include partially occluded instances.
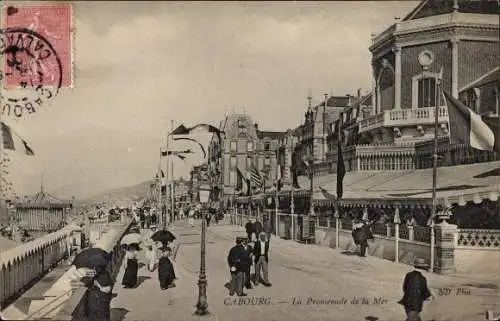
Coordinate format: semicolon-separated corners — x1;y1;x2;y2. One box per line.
3;3;73;89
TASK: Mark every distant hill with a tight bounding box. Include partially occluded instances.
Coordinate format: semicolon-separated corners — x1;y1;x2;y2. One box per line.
76;180;154;205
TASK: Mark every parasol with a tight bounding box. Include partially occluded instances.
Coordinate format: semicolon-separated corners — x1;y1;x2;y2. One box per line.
120;233;142;245
151;230;176;245
72;248;109;269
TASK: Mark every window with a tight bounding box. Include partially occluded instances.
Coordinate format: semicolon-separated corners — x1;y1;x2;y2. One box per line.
230;156;237;169
246;156;252;167
264;157;270;166
229;170;236;185
230;140;237;151
237;119;247;135
417;78;436;107
247;141;253;152
412;73;440;108
264;142;270;151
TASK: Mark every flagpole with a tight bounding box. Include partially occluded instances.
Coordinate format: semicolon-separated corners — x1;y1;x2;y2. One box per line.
170;120;175;225
430;67;443;273
163;122;171;229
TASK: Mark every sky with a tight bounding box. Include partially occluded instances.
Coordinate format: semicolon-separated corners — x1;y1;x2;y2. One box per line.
2;1;419;199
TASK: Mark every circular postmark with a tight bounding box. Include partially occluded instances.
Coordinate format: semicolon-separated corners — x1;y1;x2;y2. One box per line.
0;27;62;118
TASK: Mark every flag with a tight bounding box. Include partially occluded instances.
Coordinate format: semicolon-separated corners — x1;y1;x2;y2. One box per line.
319;186;336;200
236;167;243;193
247;166;263;188
237;167;250;195
1;122;34;155
292;166;300;189
443;90;500;153
173;137;207;158
170;123;224;141
275;164;283;192
337;124;346;199
161;149;193;157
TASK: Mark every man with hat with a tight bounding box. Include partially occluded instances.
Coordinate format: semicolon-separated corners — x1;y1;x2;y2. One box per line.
398;258;436;321
253;232;272;287
227;236;249;296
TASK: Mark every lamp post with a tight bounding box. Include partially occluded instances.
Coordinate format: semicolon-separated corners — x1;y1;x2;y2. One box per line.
195;184;210;316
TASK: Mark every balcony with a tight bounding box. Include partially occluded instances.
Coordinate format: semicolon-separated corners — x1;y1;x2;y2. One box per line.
358;106;448;133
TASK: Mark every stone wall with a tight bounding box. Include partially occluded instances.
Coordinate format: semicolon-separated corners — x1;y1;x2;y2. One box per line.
315;226;431;265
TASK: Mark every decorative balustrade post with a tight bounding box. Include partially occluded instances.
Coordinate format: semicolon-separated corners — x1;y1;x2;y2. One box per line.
408;225;414;241
334;205;340;249
434;220;458;274
394;208;401;263
386;224;391;237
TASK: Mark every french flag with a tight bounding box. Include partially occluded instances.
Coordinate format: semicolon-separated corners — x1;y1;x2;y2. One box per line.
1;122;35;156
443;90;500;153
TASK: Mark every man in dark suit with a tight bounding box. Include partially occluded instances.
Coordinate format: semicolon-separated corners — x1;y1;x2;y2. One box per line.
398;258;435;321
262;216;272;242
254;219;263;237
245;219;255;242
227;237;249;296
253;232;272;287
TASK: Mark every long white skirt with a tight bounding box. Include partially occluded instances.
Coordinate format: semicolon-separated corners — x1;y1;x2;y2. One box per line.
188;217;195;226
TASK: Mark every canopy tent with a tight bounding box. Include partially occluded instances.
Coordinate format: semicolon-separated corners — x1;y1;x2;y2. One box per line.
16;190;72;209
313;161;500;209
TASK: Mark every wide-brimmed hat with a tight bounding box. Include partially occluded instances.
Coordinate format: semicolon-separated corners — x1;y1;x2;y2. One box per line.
259;231;267;237
413;258;429;269
236;236;247;243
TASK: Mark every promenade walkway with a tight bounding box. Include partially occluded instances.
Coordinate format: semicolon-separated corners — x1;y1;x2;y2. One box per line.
110;220;500;321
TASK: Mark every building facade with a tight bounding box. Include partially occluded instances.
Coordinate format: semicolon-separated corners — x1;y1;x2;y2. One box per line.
323;0;500;174
173;177;190;209
292;94;353;177
189;164;208;204
207;113;285;206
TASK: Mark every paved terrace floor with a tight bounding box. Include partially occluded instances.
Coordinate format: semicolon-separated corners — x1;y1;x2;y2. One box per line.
111;220;500;321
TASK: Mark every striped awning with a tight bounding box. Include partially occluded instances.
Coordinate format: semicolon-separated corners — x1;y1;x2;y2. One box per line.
313;161;500;208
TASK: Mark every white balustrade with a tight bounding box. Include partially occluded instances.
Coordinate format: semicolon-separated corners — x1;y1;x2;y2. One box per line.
359;106;448;132
456;229;500;248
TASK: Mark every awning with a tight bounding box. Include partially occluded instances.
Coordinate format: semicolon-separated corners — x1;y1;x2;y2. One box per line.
315;161;500;208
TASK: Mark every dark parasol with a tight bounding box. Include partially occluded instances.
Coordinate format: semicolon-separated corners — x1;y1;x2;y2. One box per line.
72;248;110;269
151;230;176;245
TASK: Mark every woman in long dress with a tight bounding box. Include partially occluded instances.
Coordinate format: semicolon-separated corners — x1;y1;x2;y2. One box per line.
158;246;176;290
85;265;113;321
188;209;195;228
121;245;139;288
145;243;158;272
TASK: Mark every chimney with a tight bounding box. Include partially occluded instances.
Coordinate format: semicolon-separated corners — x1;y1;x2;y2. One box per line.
254;123;258;131
357;88;361;99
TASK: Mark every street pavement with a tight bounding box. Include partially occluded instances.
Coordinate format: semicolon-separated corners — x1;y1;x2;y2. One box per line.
110;219;500;321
